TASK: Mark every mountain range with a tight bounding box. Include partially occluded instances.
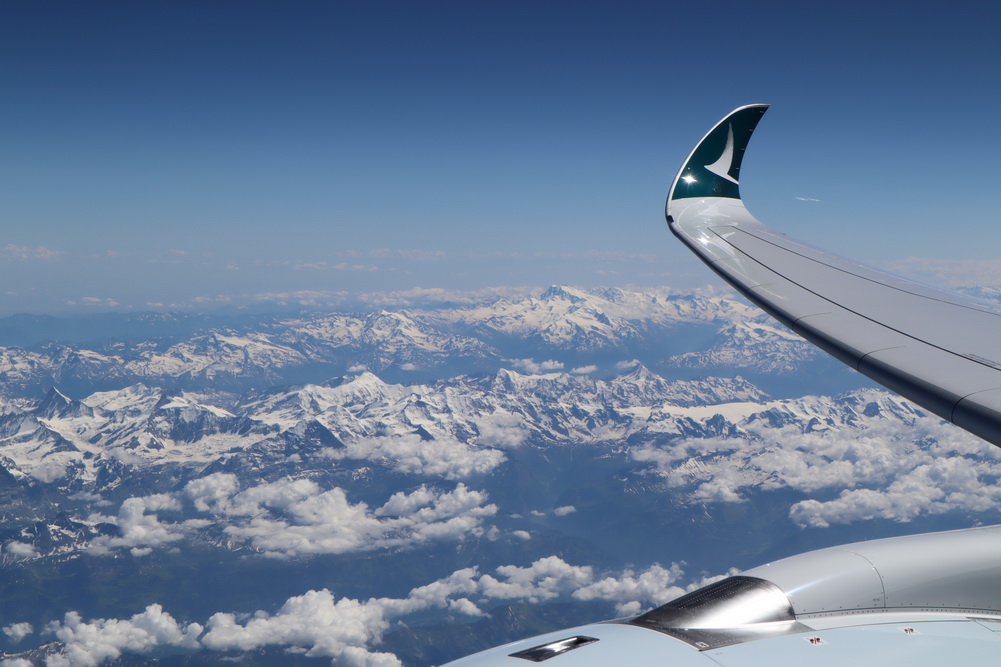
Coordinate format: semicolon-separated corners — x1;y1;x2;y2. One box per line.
0;286;996;667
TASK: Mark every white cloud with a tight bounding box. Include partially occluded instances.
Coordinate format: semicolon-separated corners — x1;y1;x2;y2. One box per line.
87;494;186;555
23;557;710;666
473;412;527;448
336;433;506;479
44;605;202;667
789;455;996;527
573;563;686;615
630;389;1001;525
184;474;241;513
3;622;32;643
398;363;419;371
4;542;37;559
553;505;576;516
201;589;400;666
84;476;501;559
347;363;368;373
3;244;63;261
615;359;640;371
78;297;121;308
510;359;564;374
29;460;70;483
571;365;597;375
199;476;498;558
477;557;594;604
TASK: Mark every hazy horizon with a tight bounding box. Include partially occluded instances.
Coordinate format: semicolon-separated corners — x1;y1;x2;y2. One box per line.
4;1;1001;316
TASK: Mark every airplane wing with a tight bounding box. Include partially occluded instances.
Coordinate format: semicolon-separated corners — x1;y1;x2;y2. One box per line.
441;106;1001;667
668;104;1001;448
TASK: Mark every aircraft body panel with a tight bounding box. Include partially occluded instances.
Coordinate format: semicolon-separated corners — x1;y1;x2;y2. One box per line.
442;622;713;666
705;619;1001;665
443;613;1001;666
745;525;1001;616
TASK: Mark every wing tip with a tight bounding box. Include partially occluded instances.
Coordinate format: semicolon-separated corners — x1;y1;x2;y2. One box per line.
666;104;770;214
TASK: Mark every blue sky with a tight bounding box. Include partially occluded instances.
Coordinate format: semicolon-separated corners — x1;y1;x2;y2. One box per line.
3;0;1001;314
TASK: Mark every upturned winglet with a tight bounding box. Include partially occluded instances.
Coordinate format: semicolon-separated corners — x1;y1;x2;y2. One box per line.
666;104;769;208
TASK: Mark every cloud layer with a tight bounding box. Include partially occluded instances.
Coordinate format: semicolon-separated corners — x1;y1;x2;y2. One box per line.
11;556;705;666
631;389;1001;526
83;475;498;559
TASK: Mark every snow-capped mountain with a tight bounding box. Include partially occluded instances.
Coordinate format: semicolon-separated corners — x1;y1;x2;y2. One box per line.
0;287;995;667
430;285;756;351
666;316;818;374
0;286;770;398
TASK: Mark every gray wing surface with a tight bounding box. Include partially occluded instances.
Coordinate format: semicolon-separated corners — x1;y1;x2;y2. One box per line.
668;104;1001;447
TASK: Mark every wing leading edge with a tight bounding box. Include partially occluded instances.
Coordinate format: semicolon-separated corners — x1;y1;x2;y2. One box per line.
668;106;1001;448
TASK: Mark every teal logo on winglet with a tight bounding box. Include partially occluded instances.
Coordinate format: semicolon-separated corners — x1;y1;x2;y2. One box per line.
671;105;768;200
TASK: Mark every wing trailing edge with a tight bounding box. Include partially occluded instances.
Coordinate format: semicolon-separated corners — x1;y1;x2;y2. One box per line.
667;106;1001;448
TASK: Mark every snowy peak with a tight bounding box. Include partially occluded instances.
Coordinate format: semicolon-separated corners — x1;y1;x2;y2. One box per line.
540;285;589;303
36;387;95;420
0;286;789;395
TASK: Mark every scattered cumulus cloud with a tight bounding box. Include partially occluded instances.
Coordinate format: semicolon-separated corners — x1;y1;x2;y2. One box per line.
3;623;32;643
63;297;122;309
87;494;186;555
201;590;399;666
571;365;597;375
44;605;202;667
473;412;527;448
615;359;641;371
630;389;1001;526
80;476;500;560
14;556;710;666
189;475;498;558
332;434;506;479
510;359;564;374
0;653;30;667
3;244;63;261
4;542;38;559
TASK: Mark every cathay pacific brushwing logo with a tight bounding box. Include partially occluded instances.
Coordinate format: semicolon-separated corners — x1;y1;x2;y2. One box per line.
670;105;767;201
703;123;739;184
